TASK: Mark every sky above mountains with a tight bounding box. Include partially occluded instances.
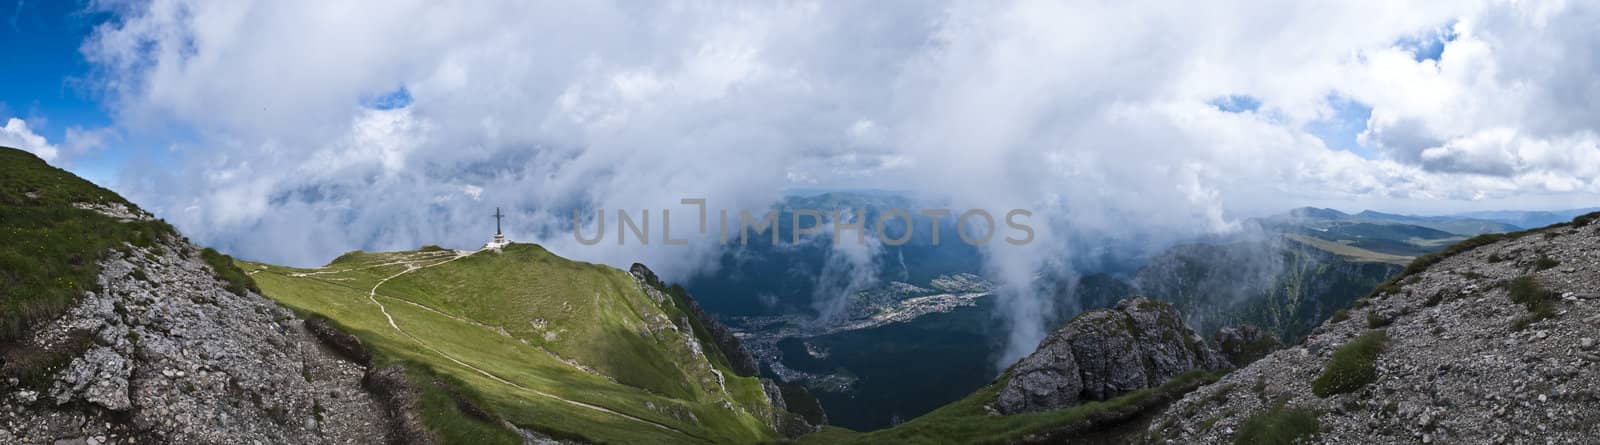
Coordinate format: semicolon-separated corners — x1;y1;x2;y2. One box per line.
9;0;1600;368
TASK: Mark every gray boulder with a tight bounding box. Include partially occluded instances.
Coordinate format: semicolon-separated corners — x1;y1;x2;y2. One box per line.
996;297;1223;414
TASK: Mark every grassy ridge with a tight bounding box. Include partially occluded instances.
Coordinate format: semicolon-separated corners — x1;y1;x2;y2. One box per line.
244;245;780;444
373;245;708;399
0;148;177;343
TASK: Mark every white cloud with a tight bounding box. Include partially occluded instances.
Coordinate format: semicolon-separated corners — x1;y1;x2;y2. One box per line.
1;118;59;162
77;0;1600;365
1350;1;1600;186
64;126;117;155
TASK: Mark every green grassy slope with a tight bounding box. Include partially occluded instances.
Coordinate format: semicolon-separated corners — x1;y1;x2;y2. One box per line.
244;244;781;444
1284;234;1413;265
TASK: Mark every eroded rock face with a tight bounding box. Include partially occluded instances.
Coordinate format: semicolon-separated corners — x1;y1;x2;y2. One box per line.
0;236;389;444
996;297;1224;414
629;263;762;377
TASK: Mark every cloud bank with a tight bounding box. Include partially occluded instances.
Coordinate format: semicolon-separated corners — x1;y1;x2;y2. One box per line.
2;118;60;161
76;0;1600;365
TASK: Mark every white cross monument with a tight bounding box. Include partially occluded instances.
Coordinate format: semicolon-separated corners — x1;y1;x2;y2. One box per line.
486;207;510;249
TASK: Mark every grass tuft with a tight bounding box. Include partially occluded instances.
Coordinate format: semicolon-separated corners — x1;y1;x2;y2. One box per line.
1534;255;1559;271
1505;276;1557;331
1311;330;1389;397
1233;403;1321;445
1329;310;1350;324
0;329;95;390
200;248;258;296
1365;312;1391;329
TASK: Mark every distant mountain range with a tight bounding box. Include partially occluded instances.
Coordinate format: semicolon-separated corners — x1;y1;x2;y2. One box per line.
1261;207;1486;256
1452;208;1600;230
1268;206;1599;237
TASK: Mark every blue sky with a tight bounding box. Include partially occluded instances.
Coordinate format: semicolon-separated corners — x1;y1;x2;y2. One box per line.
1;1;120;181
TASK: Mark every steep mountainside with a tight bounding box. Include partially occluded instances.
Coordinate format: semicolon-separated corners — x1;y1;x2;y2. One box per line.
1132;239;1398;344
244;243;814;444
0;148;389;444
1148;214;1600;443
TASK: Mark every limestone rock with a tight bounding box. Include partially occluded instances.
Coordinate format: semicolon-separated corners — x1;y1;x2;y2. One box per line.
996;297;1223;414
2;233;392;444
50;347;131;411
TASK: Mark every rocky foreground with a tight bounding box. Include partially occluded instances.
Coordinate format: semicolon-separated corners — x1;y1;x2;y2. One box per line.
1149;218;1600;443
0;223;392;444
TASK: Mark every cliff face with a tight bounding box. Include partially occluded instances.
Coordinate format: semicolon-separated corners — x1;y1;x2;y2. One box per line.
628;264;761;377
996;297;1225;414
0;225;390;444
1133;240;1400;344
1148;216;1600;443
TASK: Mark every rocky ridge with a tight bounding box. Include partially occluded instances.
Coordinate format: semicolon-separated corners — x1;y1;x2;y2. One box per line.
0;223;391;443
996;297;1226;414
628;263;823;437
1148;216;1600;443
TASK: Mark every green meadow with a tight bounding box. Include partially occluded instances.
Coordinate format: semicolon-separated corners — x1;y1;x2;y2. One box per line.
244;244;779;444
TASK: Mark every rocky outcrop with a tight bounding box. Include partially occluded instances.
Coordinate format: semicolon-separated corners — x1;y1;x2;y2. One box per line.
996;297;1225;414
629;263;761;376
761;378;824;438
0;234;391;444
1148;217;1600;443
